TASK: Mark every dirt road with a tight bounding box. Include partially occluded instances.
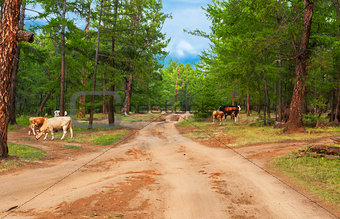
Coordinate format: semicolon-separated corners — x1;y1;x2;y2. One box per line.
1;116;338;218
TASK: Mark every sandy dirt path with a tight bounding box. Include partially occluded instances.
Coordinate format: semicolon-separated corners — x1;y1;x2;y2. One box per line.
0;117;337;218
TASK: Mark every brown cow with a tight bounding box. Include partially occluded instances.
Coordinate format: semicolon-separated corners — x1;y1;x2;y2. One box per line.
28;117;47;136
212;110;224;125
218;105;241;122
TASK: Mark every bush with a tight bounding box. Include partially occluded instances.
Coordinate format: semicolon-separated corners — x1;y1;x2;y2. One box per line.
193;112;211;121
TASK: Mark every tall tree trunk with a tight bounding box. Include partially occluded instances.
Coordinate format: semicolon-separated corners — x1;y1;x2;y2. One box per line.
79;1;91;114
284;0;314;132
60;0;67;116
264;71;270;119
334;0;340;123
108;85;115;126
89;0;103;129
147;86;150;113
247;93;250;116
121;74;133;115
102;72;107;113
232;91;235;105
35;90;52;116
9;3;26;125
107;0;119;126
0;0;34;158
174;64;180;111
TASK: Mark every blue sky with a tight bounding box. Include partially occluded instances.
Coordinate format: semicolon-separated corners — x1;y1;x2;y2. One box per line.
25;0;212;66
161;0;212;65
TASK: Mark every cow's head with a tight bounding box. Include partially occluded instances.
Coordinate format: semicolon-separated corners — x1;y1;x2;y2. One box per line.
238;105;241;111
35;130;44;140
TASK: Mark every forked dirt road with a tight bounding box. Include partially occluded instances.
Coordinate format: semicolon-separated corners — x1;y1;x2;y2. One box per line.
0;116;338;218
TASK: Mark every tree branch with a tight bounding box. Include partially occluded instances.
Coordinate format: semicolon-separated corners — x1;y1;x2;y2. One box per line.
17;30;34;43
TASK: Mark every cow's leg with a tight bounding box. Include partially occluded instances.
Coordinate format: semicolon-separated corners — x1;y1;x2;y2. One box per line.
51;129;55;140
43;132;48;141
28;126;31;136
32;125;37;136
61;126;67;140
69;126;73;138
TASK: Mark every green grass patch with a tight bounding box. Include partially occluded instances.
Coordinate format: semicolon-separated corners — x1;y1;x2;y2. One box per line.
91;130;127;145
176;113;340;147
8;124;17;131
63;145;82;149
121;113;158;122
270;152;340;206
0;143;46;172
8;143;45;160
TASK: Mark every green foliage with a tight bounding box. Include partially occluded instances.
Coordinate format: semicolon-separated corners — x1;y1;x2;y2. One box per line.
193;112;211;122
16;115;31;126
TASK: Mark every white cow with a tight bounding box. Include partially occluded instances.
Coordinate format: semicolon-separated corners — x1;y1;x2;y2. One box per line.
54;110;68;117
36;117;73;140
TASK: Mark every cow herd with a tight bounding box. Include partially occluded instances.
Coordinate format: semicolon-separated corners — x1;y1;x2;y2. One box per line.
212;105;241;125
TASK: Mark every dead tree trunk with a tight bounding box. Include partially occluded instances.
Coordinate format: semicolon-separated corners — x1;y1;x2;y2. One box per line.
0;0;34;158
89;0;103;129
284;0;314;132
35;90;52;116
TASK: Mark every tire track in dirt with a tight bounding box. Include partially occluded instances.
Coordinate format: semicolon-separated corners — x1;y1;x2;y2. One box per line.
1;116;338;218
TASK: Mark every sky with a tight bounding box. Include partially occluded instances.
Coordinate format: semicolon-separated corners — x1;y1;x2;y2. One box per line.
24;0;212;66
161;0;212;65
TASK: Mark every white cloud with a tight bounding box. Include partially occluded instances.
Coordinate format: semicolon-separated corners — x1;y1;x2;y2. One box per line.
176;40;197;57
161;0;211;61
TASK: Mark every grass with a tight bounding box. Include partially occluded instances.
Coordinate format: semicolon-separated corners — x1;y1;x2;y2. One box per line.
8;143;45;160
67;128;128;146
8;124;17;131
270;152;340;206
63;145;82;149
16;115;32;126
91;130;127;145
120;113;159;122
0;143;46;172
176;113;340;147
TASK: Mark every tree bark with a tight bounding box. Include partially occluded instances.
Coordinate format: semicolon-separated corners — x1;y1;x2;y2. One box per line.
35;90;51;116
174;64;180;111
246;93;250;116
102;72;107;113
108;85;115;126
264;71;270;119
0;0;34;158
232;91;235;105
79;1;91;114
284;0;314;132
121;74;133;115
60;0;67;117
9;3;26;125
89;0;103;129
